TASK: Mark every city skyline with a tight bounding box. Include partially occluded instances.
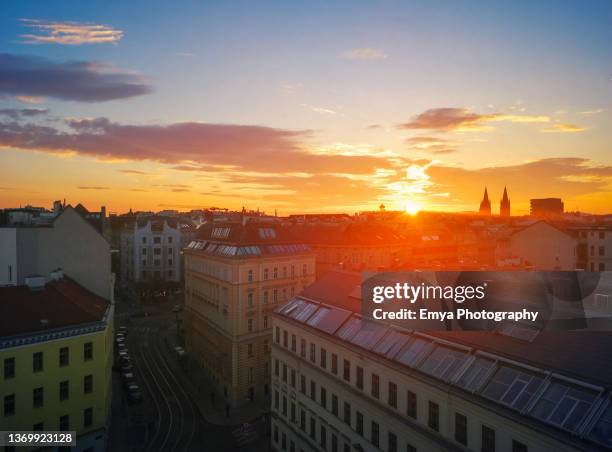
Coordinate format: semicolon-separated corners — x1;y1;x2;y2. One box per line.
1;1;612;215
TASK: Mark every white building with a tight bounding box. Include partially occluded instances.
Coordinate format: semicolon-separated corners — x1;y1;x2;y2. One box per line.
574;227;612;272
510;222;578;270
271;271;612;452
121;218;181;283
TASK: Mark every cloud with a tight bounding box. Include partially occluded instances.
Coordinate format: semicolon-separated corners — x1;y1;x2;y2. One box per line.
425;158;612;212
0;108;48;120
0;53;152;102
366;124;381;130
340;48;387;60
15;95;44;104
280;83;304;95
301;104;337;115
171;188;190;193
119;169;150;175
541;123;587;133
398;108;550;132
78;186;109;190
405;136;458;154
580;108;604;115
19;19;123;45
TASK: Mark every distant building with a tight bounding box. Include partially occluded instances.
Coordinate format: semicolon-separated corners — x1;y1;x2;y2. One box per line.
530;198;564;218
0;273;113;451
574;226;612;271
479;187;491;216
183;221;315;408
510;221;577;270
271;270;612;452
500;186;511;217
120;218;181;284
0;206;114;301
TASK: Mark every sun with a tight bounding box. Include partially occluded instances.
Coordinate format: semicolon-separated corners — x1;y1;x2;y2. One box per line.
405;200;421;216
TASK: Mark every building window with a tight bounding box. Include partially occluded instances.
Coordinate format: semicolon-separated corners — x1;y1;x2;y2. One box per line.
273;289;278;303
320;425;327;448
247;343;254;357
302;263;307;276
310;343;316;363
300;339;306;358
356;411;363;435
331;433;338;452
273;424;278;442
300;408;306;431
407;390;417;418
3;357;15;379
283;330;288;347
248;270;253;282
33;351;43;372
388;432;397;452
59;414;69;431
60;381;69;401
310;381;316;400
291;334;296;352
274;359;279;377
455;412;467;445
168;236;173;244
263;268;269;280
247;293;254;308
482;426;496;452
310;417;316;440
300;375;306;394
512;440;528;452
371;373;380;399
263;291;269;304
599;246;605;257
274;390;279;409
290;369;296;387
332;354;338;374
154;236;161;244
4;394;15;416
275;327;280;343
84;342;93;361
428;401;439;431
356;366;363;389
388;382;397;408
282;364;287;382
59;347;69;367
343;359;350;382
247;319;254;333
33;387;44;408
273;267;278;279
282;395;287;416
154;247;161;255
84;407;93;427
263;316;269;329
320;387;327;408
332;394;338;416
84;374;93;394
343;401;351;425
320;348;327;369
371;421;380;447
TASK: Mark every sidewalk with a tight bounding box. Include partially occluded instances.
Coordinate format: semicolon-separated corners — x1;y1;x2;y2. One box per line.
158;324;269;427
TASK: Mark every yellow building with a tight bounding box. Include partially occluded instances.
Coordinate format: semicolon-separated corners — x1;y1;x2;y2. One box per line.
0;274;112;452
184;221;315;408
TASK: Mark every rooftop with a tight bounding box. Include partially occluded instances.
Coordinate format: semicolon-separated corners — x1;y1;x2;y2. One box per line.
0;277;110;337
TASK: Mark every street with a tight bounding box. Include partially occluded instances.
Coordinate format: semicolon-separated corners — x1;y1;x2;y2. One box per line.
109;299;267;451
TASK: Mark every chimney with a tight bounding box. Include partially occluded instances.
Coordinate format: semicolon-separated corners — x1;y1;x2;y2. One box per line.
25;276;46;291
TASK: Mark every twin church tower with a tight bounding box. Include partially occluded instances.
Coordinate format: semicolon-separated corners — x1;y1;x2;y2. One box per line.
479;186;511;217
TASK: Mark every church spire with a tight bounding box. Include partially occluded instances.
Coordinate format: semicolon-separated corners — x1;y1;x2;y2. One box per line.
479;187;491;215
500;186;511;217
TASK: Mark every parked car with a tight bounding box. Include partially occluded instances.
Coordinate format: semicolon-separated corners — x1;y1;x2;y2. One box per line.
121;362;134;373
127;384;143;403
118;326;128;335
122;372;136;386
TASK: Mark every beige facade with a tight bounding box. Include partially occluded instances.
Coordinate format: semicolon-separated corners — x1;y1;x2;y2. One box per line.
271;293;610;452
184;226;315;408
510;221;577;270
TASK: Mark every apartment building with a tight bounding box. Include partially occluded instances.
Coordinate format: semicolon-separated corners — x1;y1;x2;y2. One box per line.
120;218;182;284
574;227;612;271
509;221;578;270
0;273;113;451
183;221;316;408
0;206;114;301
271;271;612;452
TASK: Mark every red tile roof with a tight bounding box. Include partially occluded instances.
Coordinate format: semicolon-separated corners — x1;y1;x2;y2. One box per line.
0;277;109;337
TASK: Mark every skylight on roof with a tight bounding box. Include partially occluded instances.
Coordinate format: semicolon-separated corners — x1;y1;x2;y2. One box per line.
482;366;544;411
212;227;230;238
531;381;598;433
258;227;276;239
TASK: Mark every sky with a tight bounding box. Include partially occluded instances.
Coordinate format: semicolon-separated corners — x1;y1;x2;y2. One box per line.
0;0;611;215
